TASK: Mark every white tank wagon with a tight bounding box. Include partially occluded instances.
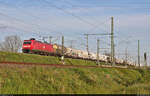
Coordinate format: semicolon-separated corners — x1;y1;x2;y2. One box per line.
65;48;89;59
75;49;88;59
65;47;135;66
115;58;124;64
80;50;89;59
98;55;109;62
126;61;135;66
65;48;73;57
65;48;79;58
65;48;71;55
89;52;97;60
77;50;85;59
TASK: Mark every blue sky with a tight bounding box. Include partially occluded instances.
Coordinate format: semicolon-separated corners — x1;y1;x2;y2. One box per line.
0;0;149;65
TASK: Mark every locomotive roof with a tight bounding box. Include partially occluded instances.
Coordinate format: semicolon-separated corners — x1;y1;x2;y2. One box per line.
24;39;51;44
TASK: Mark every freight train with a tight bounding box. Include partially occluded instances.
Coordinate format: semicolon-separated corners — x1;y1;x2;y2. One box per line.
22;38;135;66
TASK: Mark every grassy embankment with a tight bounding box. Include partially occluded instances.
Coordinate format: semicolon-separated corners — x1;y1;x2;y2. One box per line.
0;51;104;66
0;51;150;94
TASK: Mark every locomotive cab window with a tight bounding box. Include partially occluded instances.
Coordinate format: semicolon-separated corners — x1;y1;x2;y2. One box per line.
24;41;31;44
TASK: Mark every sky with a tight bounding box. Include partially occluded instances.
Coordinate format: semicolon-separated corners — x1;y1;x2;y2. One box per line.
0;0;149;66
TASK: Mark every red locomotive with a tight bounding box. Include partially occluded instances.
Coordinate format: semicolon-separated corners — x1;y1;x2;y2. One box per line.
22;38;55;55
22;38;66;56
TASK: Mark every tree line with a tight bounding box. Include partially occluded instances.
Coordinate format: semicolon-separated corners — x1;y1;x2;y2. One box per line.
0;35;22;53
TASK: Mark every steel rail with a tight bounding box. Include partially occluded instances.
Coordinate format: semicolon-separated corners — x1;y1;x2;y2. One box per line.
0;61;134;69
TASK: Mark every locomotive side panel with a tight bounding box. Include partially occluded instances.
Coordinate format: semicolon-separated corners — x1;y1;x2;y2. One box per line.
23;40;55;55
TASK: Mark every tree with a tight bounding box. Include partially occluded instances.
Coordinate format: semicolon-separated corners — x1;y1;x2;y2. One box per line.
0;35;22;52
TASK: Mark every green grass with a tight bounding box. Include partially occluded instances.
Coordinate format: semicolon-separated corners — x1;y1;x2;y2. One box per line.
0;51;104;66
0;51;150;94
0;65;150;94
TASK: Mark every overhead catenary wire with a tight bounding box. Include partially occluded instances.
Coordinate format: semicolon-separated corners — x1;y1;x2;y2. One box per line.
0;0;114;48
42;0;95;26
59;0;110;30
58;0;110;34
0;0;64;37
42;0;110;33
0;12;63;38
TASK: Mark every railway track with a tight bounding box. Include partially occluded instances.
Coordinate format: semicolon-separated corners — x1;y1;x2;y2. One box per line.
0;61;131;69
0;61;130;69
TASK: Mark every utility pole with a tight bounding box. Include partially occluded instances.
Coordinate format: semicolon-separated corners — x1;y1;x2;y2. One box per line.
61;36;65;64
125;47;128;65
83;17;114;64
49;36;53;44
62;36;64;56
138;40;140;67
144;52;147;67
97;39;100;66
111;16;115;66
84;33;111;56
85;34;89;55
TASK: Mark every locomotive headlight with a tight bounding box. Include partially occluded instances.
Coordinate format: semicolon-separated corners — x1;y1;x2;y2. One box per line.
23;45;31;48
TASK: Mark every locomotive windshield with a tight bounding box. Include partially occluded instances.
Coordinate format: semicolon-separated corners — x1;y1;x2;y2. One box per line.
24;41;31;44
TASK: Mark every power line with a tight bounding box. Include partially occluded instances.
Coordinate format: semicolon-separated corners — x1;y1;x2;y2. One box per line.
0;0;64;36
60;0;109;23
57;0;110;33
0;12;63;37
57;1;150;9
86;18;110;34
0;0;111;37
42;0;108;31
